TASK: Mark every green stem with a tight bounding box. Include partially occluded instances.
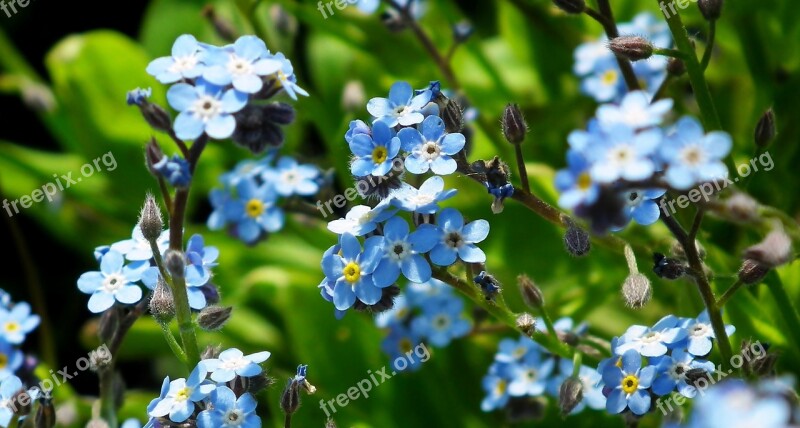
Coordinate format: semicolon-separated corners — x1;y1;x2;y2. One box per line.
717;280;744;308
765;274;800;351
701;20;716;71
513;143;530;193
571;352;583;377
159;321;188;365
99;368;117;428
654;47;688;60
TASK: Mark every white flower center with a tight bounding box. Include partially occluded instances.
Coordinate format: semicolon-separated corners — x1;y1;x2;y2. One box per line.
281;170;300;186
409;194;435;206
169;55;199;74
420;142;441;161
221;358;249;371
607;144;635;166
523;368;538;381
191;95;222;122
689;323;709;337
393;105;409;117
387;241;411;262
227;54;254;76
102;273;126;293
626;191;643;207
639;331;662;343
224;409;245;425
680;145;707;167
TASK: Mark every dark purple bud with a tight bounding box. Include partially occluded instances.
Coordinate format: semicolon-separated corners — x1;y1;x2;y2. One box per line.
608;36;654;62
754;108;776;148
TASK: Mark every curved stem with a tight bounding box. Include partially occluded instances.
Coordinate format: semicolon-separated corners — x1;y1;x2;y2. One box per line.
159;321;188;365
701;20;716;71
717;279;744;308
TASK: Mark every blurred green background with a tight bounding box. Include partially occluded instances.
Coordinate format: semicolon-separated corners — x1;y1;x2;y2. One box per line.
1;0;799;426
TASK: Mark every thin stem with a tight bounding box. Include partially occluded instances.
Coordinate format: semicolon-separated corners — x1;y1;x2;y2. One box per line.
513;144;530;193
167;129;190;159
765;274;800;352
284;413;292;428
157;177;173;216
540;307;559;342
98;368;117;428
652;75;674;102
689;208;705;241
159;321;188;365
593;0;641;91
654;47;689;60
701;20;716;71
571;352;583;377
583;7;612;28
717;280;744;307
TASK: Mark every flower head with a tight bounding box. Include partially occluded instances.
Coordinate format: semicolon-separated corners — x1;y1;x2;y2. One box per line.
602;349;656;415
197;386;260;428
615;314;688;357
228;177;285;243
680;310;736;356
411;295;470;347
349;121;401;177
327;200;397;236
202;35;281;94
146;35;205;84
201;348;271;383
429;208;490;266
321;233;383;310
148;365;215;423
652;349;715;397
167;78;248;140
265;156;320;197
110;226;170;262
367;81;432;127
373;217;439;287
660;116;732;190
391;176;456;214
77;250;148;314
398;115;465;175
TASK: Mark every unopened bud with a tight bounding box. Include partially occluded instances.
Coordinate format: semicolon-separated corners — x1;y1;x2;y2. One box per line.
738;259;769;285
698;0;723;21
724;193;759;223
200;345;222;360
667;57;686;76
516;313;536;336
246;373;275;395
517;274;544;308
474;271;501;301
558;377;584;416
502;104;528;145
34;395;56;428
342;81;366;112
197;306;232;331
754;108;776;148
201;5;238;42
685;367;711;385
144;138;164;176
622;274;651;309
149;278;175;322
652;253;686;280
138;193;163;243
564;220;591;257
552;0;585;14
608;36;654;62
442;99;464;134
743;229;792;268
164;250;186;279
741;340;777;377
281;365;313;415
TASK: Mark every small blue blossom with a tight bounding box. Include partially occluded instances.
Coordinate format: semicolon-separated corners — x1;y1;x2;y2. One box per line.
321;233;383;310
411;296;470;347
0;376;22;426
405;278;453;307
373;217;439;287
381;324;424;372
0;341;22;380
270;52;309;100
429;208;490;266
596;91;673;130
229;177;284;243
0;302;39;344
345;119;371;143
110;226;170;262
77;250;148;314
391;176;457;214
349;121;401;177
660;116;733;190
202;35;281;94
585;125;662;184
197;386;259;428
615;188;667;229
652;349;715;397
184;234;219;287
480;363;512;411
555;149;598;211
153;155;192;188
201;348;271;383
148;365;215;423
602;349;656;415
615;314;688;357
265;156;320;197
327;199;397;236
680;310;736;357
398;116;465;175
146;34;205;84
126;87;152;106
367;81;432;127
506;347;556;397
495;336;540;363
167;78;248;140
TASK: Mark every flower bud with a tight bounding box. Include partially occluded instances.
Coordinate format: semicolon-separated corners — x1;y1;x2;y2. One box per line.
474;271;501;301
164;250;186;279
685;367;711;385
741;340;777;377
442;98;464;134
197;306;232;331
502;104;528;145
201;5;238;42
342;81;366;112
698;0;723;21
280;365;314;415
558;377;584;416
200;345;221;360
564;220;591;257
144;138;164;177
138;193;163;243
622;274;651;309
724;193;759;224
667;57;686;76
608;36;654;62
754;108;776;148
246;373;275;395
738;259;769;285
34;395;55;428
517;274;544;308
652;253;686;280
552;0;585;14
149;277;175;323
516;313;536;337
743;229;792;268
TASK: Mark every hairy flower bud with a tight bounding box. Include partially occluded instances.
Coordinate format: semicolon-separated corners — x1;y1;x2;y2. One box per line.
667;57;686;76
741;340;777;377
559;377;584;416
201;345;221;360
342;81;366;112
197;306;232;331
502;104;528;145
608;36;654;62
622;274;651;309
652;253;686;280
738;259;770;285
684;367;711;385
564;220;591;257
474;271;501;301
442;98;464;134
144;138;165;177
754;108;776;148
743;229;793;268
724;193;759;223
552;0;585;14
518;274;544;308
281;365;314;415
516;313;536;337
698;0;723;21
138;193;163;243
149;277;175;323
164;250;186;279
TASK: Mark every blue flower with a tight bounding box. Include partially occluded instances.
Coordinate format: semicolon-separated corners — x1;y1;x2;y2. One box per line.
77;251;148;314
495;336;539;363
327;200;397;236
197;386;260;428
555;149;598;211
506;347;555;397
429;208;490;266
153;155;192;188
148;365;215;423
602;349;656;415
0;341;22;380
229;177;284;243
0;302;39;344
578;57;627;103
167;78;248;140
615;188;666;229
585;125;662;184
660;116;732;190
381;324;424;372
680;310;735;356
411;296;470;347
405;278;453;307
615;315;688;357
0;376;22;426
321;233;383;310
184;234;219;287
202;35;281;94
349;121;401;177
367;81;431;127
652;349;715;397
398;116;465;175
480;363;512;411
126;87;152;106
345;119;371;143
146;35;205;84
265;156;320;197
373;217;439;287
110;226;170;262
391;176;457;214
270;53;308;100
201;348;270;383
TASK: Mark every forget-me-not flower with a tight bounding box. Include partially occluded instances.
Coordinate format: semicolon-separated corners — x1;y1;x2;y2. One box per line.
201;348;271;383
266;156;320;197
321;233;383;310
77;250;148;314
197;386;260;428
602;349;656;415
327;200;397;236
110;226;170;262
660;116;732;190
652;348;715;397
429;208;490;266
349;121;401;177
398;116;465;175
615;314;688;357
230;177;284;243
373;217;439;287
411;297;470;347
202;35;282;94
167;78;248;140
148;365;215;423
367;81;431;127
146;35;205;84
391;176;456;214
680;310;736;356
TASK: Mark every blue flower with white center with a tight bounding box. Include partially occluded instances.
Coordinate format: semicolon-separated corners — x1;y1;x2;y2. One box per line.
77;251;148;314
345;119;371;143
506;346;555;397
265;156;320;197
367;81;432;127
153;155;192;188
148;365;215;423
660;116;733;190
126;87;152;106
146;34;205;84
220;154;276;188
373;217;439;287
602;349;656;415
202;35;281;94
680;310;736;357
141;267;208;310
270;53;308;100
681;379;793;428
652;348;715;397
381;324;424;372
111;226;170;262
615;315;688;357
229;177;284;243
495;336;539;363
398;116;465;175
585;125;662;184
411;296;470;347
349;121;401;177
596;90;673;130
201;348;270;383
375;294;411;328
0;341;22;380
321;233;383;310
198;386;259;428
0;376;22;426
391;176;457;214
327;200;397;236
579;57;627;103
615;188;666;229
184;234;219;288
429;208;490;266
555;149;598;211
480;363;512;411
167;78;248;140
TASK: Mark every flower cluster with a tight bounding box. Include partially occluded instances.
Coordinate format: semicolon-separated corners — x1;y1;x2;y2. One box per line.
555;90;732;233
481;318;606;416
596;311;734;416
574;12;671;103
207;153;322;244
319;81;490;316
375;279;471;370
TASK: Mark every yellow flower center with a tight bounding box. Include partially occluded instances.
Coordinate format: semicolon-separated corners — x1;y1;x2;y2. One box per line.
0;353;7;369
3;322;19;333
245;199;265;218
602;69;618;85
621;375;639;394
343;262;361;284
174;387;191;402
399;338;413;354
495;379;507;396
372;146;389;164
577;172;592;191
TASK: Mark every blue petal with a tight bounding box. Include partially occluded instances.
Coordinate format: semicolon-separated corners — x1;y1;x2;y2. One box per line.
605;388;627;414
373;259;401;288
401;255;431;283
354;276;381;305
627;389;651;415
